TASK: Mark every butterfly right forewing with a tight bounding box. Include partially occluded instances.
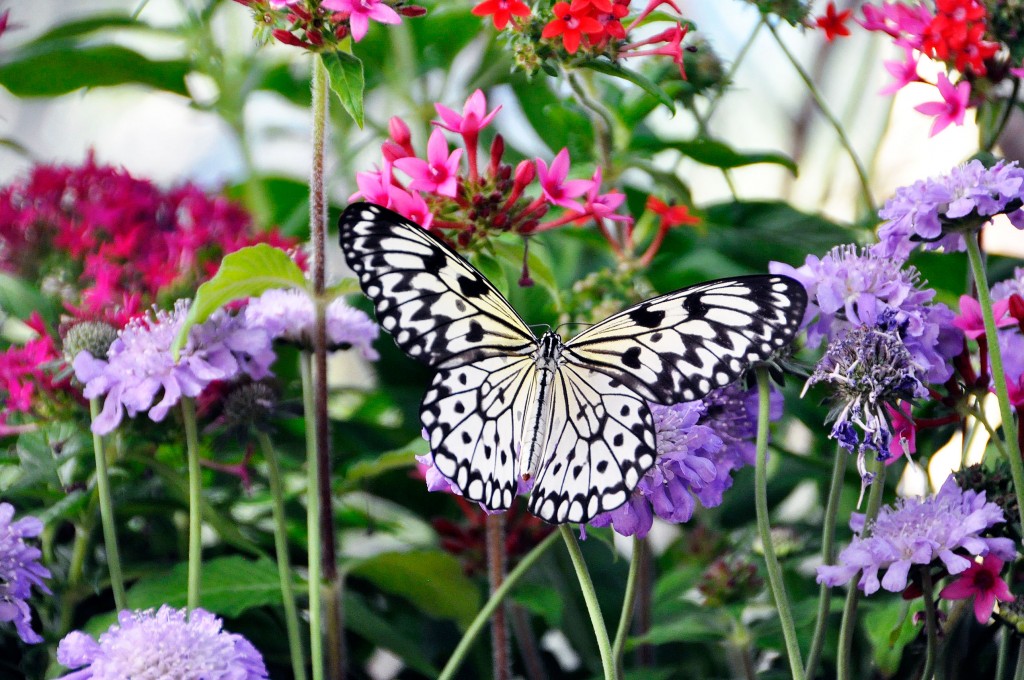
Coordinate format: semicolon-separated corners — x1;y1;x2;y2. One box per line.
339;203;537;368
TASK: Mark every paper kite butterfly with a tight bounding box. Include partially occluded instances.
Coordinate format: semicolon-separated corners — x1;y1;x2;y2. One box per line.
339;202;807;524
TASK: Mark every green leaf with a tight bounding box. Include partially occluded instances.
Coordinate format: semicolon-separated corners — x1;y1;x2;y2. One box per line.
580;60;675;110
12;431;60;490
0;273;57;324
348;550;481;628
0;43;188;97
321;51;365;129
31;14;145;42
863;599;923;676
345;592;440;677
635;136;798;175
339;438;427;492
127;556;287;617
171;244;307;357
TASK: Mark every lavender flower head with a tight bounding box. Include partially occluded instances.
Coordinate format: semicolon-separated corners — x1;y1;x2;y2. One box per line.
992;266;1024;302
588;384;778;539
874;159;1024;260
0;503;50;644
770;244;960;384
806;317;926;481
73;301;275;435
243;288;379;358
817;477;1016;595
56;605;267;679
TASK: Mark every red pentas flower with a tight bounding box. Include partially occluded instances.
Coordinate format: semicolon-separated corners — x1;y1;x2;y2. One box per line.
471;0;530;31
815;2;852;41
542;1;604;54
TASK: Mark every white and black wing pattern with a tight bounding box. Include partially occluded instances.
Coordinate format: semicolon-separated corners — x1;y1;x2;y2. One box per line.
338;202;536;368
527;363;657;524
563;276;807;405
421;354;536;512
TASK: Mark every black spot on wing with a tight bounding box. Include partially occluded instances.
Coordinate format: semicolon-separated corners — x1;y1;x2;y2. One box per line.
628;305;666;328
458;274;490;298
621;346;642;369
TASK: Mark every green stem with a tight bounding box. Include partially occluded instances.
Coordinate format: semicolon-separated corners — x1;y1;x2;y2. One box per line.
1016;640;1024;680
764;18;876;214
89;398;127;611
753;368;805;680
805;446;848;679
983;77;1021;153
439;531;561;680
612;537;644;679
181;397;202;611
836;462;887;680
920;569;938;680
965;236;1024;533
300;353;325;680
61;524;91;633
998;630;1012;680
564;68;616;175
257;432;309;680
559;525;615;680
969;403;1009;460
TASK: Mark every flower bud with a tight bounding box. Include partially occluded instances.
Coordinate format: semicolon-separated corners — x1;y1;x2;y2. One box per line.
62;321;118;362
398;5;428;17
381;141;407;163
223;382;278;431
513;160;535;189
306;28;324;45
272;29;309;47
489;134;505;175
388;116;411;146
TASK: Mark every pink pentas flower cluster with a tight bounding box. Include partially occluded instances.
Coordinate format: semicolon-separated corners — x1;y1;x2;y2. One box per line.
0;314;65;435
350;89;630;262
0;156;300;317
473;0;691;81
232;0;424;49
858;1;1018;136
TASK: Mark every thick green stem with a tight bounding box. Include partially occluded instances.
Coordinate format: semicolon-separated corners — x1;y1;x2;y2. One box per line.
805;447;849;679
301;353;325;680
258;432;308;680
965;236;1024;534
439;531;560;680
89;398;127;611
181;397;203;611
997;630;1011;680
837;462;887;680
559;526;615;680
612;537;645;679
764;18;876;214
753;368;805;680
1015;640;1024;680
921;570;938;680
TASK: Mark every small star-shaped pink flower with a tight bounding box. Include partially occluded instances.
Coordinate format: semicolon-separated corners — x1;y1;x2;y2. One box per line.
953;295;1013;339
537;149;592;211
322;0;401;42
940;554;1014;624
914;73;970;137
879;47;921;95
434;89;501;138
393;129;462;197
580;167;630;222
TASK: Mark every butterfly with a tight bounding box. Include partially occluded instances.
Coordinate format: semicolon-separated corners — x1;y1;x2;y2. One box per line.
339;202;807;524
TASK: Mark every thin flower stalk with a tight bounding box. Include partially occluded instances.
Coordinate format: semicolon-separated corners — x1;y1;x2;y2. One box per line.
300;353;325;680
257;431;308;680
965;236;1024;532
753;367;804;680
559;524;615;680
764;17;875;214
1016;640;1024;680
438;530;561;680
921;569;939;680
88;397;127;611
182;397;203;611
485;513;510;680
836;462;887;680
804;445;848;680
612;536;645;678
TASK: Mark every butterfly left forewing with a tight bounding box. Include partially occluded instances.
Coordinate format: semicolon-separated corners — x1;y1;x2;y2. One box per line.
564;275;806;404
527;362;657;524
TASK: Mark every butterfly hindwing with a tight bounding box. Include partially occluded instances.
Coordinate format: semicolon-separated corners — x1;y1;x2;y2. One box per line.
527;363;657;524
564;276;806;404
339;203;536;368
422;354;536;511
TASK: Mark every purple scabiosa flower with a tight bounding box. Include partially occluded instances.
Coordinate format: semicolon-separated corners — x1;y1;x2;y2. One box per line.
0;503;50;644
874;159;1024;260
73;301;275;435
243;289;379;358
816;477;1016;595
770;244;960;384
56;605;268;679
589;387;773;539
992;266;1024;302
805;318;927;484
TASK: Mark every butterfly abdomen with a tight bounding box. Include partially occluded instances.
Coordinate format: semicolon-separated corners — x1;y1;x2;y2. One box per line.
519;332;563;482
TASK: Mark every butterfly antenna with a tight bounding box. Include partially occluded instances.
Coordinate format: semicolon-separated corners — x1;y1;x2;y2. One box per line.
555;321;595;334
528;322;552;334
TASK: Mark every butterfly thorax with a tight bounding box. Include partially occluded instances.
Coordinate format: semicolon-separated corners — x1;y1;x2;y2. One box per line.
519;332;564;482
